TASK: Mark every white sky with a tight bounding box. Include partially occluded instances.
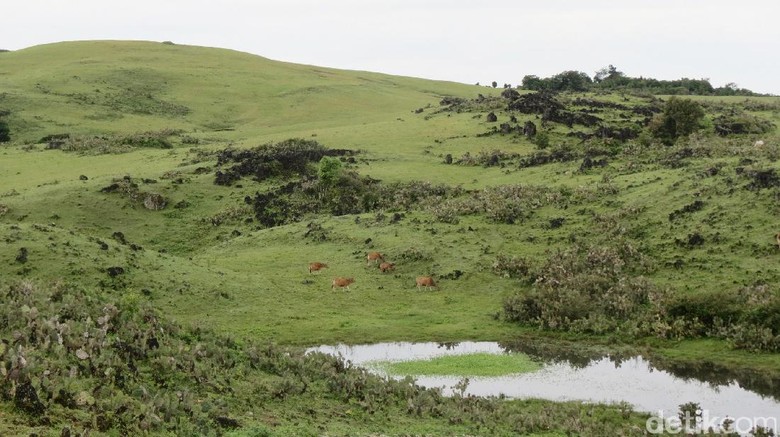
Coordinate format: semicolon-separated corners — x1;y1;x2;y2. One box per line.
2;0;779;95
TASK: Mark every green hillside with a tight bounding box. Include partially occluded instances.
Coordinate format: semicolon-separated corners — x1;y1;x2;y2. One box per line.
1;40;779;435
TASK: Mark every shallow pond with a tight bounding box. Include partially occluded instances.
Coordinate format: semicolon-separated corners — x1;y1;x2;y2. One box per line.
308;341;780;433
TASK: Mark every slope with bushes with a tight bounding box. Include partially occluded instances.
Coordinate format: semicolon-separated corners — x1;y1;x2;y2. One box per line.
1;40;780;434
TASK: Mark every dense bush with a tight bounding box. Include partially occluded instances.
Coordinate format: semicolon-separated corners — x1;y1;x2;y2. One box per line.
649;97;705;146
214;139;352;186
243;170;459;228
0;119;9;142
503;237;780;351
714;112;775;136
503;241;662;334
519;67;762;96
0;280;653;435
492;254;533;279
431;184;569;225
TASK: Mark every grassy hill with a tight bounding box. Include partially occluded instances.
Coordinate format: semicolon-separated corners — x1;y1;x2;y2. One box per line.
1;40;780;435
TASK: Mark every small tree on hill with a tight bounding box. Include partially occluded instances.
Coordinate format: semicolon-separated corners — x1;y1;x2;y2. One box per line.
318;156;343;187
649;97;704;145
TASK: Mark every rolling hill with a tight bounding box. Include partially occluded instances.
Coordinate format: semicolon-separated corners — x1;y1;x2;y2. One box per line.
1;40;779;435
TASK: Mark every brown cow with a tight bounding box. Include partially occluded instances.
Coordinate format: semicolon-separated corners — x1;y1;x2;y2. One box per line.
379;262;395;273
308;262;328;274
416;276;437;290
366;251;384;265
331;277;355;291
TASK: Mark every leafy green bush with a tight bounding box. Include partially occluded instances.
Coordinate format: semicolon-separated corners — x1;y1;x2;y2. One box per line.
649;97;705;146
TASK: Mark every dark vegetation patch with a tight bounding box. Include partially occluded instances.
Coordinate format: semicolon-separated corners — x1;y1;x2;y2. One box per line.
517;145;580;168
739;167;780;191
100;176;169;210
519;65;764;96
0;280;650;435
209;139;483;228
430;184;581;225
502;235;780;351
451;149;521;167
675;232;705;248
714;112;775;136
245;176;458;228
214;139;355;186
15;247;29;263
668;200;705;221
437;91;652;151
42;129;188;154
507;92;603;128
578;156;609;172
659;145;712;168
106;266;125;277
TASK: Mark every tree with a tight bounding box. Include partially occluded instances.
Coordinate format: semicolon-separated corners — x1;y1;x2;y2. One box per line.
594;64;624;83
491;81;498;88
521;75;546;91
649;97;704;145
550;70;592;92
318;156;343;187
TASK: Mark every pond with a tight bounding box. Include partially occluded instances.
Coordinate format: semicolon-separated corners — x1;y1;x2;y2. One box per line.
307;341;780;434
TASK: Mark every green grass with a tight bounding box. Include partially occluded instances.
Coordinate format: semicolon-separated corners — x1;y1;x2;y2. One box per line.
377;352;542;377
2;39;780;435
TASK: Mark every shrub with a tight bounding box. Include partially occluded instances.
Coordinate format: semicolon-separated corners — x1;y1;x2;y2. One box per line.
215;139;353;186
0;119;9;142
533;131;550;149
318;156;343;187
492;254;532;279
503;241;662;333
649;97;705;145
714;112;775;136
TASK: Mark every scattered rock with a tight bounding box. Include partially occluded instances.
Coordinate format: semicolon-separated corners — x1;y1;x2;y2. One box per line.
143;193;167;210
107;266;125;277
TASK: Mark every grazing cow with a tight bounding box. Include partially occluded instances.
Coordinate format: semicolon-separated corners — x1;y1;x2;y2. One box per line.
776;232;780;250
331;277;355;291
308;262;328;274
416;276;437;290
379;262;395;273
366;251;384;265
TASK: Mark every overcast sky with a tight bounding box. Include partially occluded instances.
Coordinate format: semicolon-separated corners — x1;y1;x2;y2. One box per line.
3;0;779;95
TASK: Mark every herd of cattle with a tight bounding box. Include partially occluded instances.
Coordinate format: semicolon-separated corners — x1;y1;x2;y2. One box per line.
308;251;437;291
307;234;780;292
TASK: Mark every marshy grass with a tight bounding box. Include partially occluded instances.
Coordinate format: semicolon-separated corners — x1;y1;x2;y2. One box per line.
377;352;542;377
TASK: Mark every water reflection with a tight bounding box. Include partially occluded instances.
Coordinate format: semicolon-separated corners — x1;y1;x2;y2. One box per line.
500;338;780;403
308;340;780;432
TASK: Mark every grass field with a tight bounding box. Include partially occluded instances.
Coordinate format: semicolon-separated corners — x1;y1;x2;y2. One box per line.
1;40;780;435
